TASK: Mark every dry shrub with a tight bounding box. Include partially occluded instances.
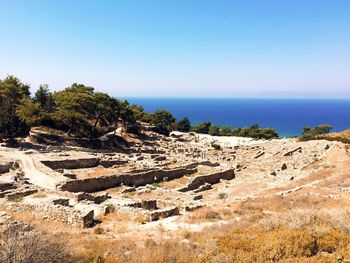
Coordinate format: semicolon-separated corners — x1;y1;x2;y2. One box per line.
317;229;350;253
258;207;350;232
188;207;222;223
33;192;47;198
199;225;350;263
0;222;74;263
74;238;135;263
94;227;104;235
129;239;198;263
74;237;198;263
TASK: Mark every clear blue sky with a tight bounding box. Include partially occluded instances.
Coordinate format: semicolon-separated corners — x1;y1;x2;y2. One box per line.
1;0;349;98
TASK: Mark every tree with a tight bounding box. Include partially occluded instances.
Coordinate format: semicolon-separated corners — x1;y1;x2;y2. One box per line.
17;98;42;126
129;104;152;123
219;126;232;136
190;122;211;134
230;125;278;139
89;92;117;139
176;117;191;132
0;75;31;138
34;84;55;112
150;110;176;135
208;125;220;136
314;124;333;134
52;83;96;136
117;100;136;126
300;124;333;141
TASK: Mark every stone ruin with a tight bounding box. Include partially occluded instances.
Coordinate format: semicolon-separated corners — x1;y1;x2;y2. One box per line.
0;130;335;229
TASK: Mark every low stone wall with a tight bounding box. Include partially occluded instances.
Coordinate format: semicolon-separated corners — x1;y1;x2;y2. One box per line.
29;130;64;145
150;207;179;221
100;159;128;168
0;182;16;192
184;161;220;169
178;168;235;192
5;188;38;201
41;158;128;170
41;158;100;170
127;200;157;210
58;167;198;193
0;162;14;174
76;192;110;204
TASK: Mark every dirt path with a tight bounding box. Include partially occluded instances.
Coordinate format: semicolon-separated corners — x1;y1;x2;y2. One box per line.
0;148;66;189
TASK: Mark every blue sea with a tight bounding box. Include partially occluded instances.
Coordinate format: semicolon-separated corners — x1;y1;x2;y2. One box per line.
124;98;350;136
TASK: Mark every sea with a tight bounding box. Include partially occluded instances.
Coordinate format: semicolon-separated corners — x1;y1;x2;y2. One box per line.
124;98;350;137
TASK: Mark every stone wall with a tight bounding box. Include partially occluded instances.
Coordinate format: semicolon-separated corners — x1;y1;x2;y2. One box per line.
41;158;127;170
150;207;179;221
0;183;16;192
178;168;235;192
100;159;128;168
0;162;14;174
58;167;197;193
184;161;220;169
41;158;100;170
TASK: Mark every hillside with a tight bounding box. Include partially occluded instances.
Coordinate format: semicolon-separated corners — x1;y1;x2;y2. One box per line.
1;128;350;262
326;128;350;140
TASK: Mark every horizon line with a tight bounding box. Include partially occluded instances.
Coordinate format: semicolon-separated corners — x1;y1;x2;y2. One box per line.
119;96;350;100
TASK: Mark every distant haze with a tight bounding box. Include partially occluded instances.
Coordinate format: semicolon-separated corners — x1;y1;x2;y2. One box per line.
1;0;350;98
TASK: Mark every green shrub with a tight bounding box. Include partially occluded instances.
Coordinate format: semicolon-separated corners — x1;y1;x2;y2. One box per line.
191;122;211;134
208;125;220;136
300;124;333;141
176;117;191;132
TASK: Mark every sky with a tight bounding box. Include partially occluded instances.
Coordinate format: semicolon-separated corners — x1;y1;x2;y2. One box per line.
0;0;350;98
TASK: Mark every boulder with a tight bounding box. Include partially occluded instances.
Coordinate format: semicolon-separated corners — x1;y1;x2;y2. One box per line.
284;147;302;156
193;183;212;193
141;200;157;210
185;204;204;212
53;198;70;206
81;210;94;228
281;163;287;170
193;194;203;200
150;207;179;221
121;186;136;194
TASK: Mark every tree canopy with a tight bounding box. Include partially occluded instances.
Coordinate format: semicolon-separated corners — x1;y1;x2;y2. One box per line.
176;117;191;132
300;124;333;141
0;75;281;141
0;76;30;138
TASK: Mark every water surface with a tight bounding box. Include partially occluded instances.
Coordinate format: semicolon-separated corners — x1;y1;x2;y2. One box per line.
124;98;350;136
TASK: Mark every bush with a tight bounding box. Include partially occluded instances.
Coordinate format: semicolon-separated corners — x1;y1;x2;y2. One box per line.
94;227;104;235
219;126;232;136
191;122;211;134
150;110;176;136
300;125;333;141
176;117;191;132
0;223;74;263
208;125;219;136
231;124;279;139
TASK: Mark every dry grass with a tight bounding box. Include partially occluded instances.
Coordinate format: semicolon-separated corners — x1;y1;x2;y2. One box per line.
0;223;74;263
32;191;47;198
9;198;350;263
187;207;223;223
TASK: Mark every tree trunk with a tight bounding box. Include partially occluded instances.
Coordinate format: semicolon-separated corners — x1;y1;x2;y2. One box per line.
90;112;101;141
67;118;74;137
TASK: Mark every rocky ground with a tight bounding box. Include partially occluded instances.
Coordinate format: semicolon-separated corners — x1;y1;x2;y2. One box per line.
1;129;349;261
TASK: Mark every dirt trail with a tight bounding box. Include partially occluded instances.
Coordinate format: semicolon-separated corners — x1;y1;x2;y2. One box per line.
0;148;66;189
